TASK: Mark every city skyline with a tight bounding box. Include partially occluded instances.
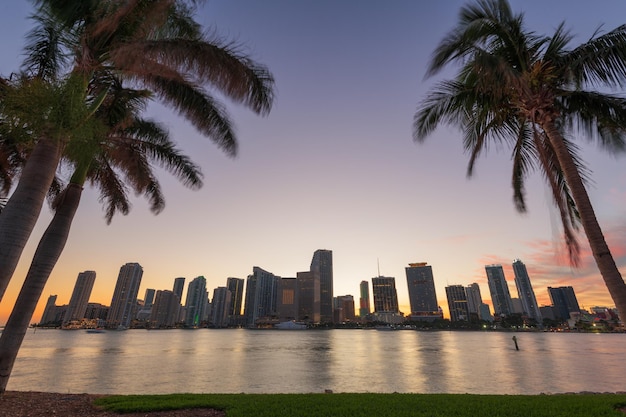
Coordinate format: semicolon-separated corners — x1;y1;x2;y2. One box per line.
1;1;625;324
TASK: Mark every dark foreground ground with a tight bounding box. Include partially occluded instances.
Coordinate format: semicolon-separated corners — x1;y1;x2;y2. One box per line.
0;391;225;417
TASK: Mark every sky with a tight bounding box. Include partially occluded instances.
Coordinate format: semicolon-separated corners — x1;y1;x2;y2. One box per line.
0;0;625;325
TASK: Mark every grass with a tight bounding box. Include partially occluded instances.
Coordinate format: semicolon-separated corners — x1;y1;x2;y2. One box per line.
94;393;626;416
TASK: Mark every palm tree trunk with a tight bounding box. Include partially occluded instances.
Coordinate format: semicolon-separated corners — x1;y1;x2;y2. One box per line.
545;120;626;319
0;183;82;394
0;138;63;302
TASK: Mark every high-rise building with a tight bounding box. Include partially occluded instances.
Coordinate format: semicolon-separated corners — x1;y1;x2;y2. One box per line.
278;277;298;321
548;286;581;320
143;288;156;308
40;295;58;324
512;259;542;322
107;263;143;329
150;290;180;328
211;286;231;328
371;276;399;313
185;276;208;327
334;295;356;322
465;283;483;319
359;280;370;317
297;270;320;323
173;277;185;301
485;264;514;316
63;270;96;325
243;266;279;327
405;263;440;319
446;285;470;321
311;249;333;323
226;277;245;317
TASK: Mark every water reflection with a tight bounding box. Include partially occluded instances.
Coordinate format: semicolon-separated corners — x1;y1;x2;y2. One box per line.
9;329;626;395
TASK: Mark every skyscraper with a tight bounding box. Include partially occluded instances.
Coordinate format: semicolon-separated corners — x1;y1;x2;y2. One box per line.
485;264;514;316
405;263;439;319
107;263;143;329
226;277;245;317
311;249;333;323
371;276;399;313
243;266;279;327
512;259;542;322
465;283;483;318
334;295;355;322
297;270;320;323
548;286;581;320
278;277;298;321
185;276;208;327
446;285;470;321
172;277;185;301
211;286;231;328
359;280;370;317
143;288;156;308
63;270;96;326
40;295;58;324
150;290;180;328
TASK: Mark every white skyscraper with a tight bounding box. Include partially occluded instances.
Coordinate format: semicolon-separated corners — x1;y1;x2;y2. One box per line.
512;259;542;323
63;271;96;326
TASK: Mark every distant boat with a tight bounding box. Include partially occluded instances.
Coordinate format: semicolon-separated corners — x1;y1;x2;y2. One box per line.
274;321;307;330
86;328;105;334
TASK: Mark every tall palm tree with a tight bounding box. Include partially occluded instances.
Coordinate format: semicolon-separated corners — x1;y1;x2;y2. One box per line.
413;0;626;318
0;0;274;302
0;82;202;393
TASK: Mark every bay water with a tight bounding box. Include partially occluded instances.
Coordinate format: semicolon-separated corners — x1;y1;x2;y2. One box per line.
7;329;626;395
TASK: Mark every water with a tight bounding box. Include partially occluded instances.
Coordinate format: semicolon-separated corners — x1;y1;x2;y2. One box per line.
7;329;626;395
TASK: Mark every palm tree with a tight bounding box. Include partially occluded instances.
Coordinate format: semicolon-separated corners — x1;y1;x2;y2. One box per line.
413;0;626;318
0;0;274;301
0;83;203;393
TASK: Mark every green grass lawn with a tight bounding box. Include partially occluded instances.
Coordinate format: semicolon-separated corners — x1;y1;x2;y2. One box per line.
94;393;626;417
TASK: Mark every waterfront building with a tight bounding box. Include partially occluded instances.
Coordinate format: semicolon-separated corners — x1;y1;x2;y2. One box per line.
185;276;208;327
107;263;143;329
150;290;180;328
297;270;320;323
211;286;231;328
334;295;356;322
512;259;542;323
445;285;470;321
485;264;514;316
465;283;483;320
226;277;245;316
405;263;440;320
63;271;96;326
40;295;59;324
548;286;581;320
359;280;370;317
143;288;156;308
372;276;399;313
278;277;298;321
173;277;185;301
311;249;334;323
243;266;280;326
479;303;493;322
84;303;109;321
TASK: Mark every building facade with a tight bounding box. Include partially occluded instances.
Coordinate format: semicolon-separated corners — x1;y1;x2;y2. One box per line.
211;286;231;328
359;280;370;318
243;266;279;326
150;290;180;328
445;285;470;321
278;277;298;321
311;249;333;323
297;270;320;323
107;263;143;329
63;270;96;326
512;259;542;323
371;276;399;313
485;264;514;316
548;286;581;320
405;263;440;320
185;276;208;327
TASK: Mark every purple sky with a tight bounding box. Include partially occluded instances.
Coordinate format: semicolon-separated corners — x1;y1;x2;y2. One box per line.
1;1;625;323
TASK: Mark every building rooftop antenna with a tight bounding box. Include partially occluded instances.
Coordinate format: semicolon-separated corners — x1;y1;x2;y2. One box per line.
377;258;381;277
